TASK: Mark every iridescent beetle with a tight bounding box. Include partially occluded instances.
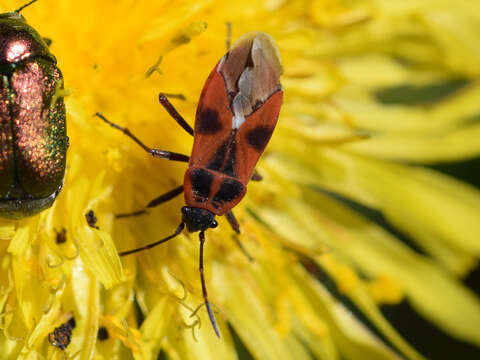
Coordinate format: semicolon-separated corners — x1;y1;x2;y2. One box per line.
0;0;68;219
97;32;283;337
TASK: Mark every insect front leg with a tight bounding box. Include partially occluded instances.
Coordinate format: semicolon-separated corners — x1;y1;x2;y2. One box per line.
116;209;147;219
43;37;52;46
116;185;184;219
95;112;190;162
147;185;184;208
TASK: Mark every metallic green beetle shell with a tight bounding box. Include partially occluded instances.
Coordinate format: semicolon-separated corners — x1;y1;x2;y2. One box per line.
0;12;67;219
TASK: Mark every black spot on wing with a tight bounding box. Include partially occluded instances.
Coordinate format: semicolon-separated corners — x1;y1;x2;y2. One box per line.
196;108;222;134
213;179;244;205
245;125;273;151
191;169;213;202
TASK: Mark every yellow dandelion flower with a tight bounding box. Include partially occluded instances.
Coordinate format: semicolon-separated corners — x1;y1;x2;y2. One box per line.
0;0;479;359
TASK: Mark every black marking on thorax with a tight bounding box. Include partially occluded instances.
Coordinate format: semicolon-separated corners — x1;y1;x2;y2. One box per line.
206;130;237;177
190;169;213;202
212;178;244;208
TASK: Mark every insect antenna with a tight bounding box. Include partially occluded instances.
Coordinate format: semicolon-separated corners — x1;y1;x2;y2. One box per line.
15;0;39;13
199;230;221;338
119;222;185;256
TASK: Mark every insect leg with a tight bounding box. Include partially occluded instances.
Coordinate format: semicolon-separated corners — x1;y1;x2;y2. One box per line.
119;222;185;256
43;37;53;47
116;209;148;219
116;185;183;219
160;93;186;101
95;112;190;162
199;231;221;338
225;211;254;262
15;0;39;13
225;211;240;234
158;94;194;136
251;170;263;181
147;185;184;208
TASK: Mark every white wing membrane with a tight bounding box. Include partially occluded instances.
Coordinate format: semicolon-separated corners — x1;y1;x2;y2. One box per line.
218;32;282;129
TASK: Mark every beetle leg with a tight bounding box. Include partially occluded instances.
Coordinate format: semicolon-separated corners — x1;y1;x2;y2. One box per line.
95;112;190;162
225;211;254;262
15;0;39;13
43;37;52;47
158;93;194;136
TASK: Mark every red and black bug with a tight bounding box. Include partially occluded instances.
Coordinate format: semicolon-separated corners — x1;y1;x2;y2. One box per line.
96;32;283;337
